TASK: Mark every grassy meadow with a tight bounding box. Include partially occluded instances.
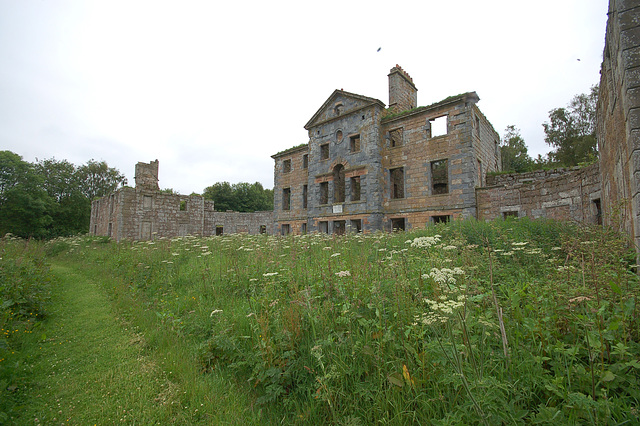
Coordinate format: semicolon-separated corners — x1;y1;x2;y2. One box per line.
2;218;640;424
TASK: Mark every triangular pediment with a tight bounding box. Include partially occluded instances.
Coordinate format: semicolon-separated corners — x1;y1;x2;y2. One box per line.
304;90;385;130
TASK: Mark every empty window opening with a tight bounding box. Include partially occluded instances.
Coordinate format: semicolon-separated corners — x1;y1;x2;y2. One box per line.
320;144;329;160
431;160;448;195
390;167;404;199
593;199;602;225
108;222;113;237
320;182;329;204
336;130;343;143
283;159;292;173
302;184;308;209
333;220;346;236
281;224;290;235
475;115;481;138
477;159;483;187
350;219;362;233
430;116;448;137
350;176;361;201
333;164;345;203
361;114;365;120
350;134;361;152
259;225;267;234
303;154;308;169
216;226;224;236
503;211;519;220
432;215;450;224
391;218;405;232
282;187;291;210
334;103;343;115
301;222;307;234
390;128;403;147
180;200;187;211
109;195;115;214
319;221;328;233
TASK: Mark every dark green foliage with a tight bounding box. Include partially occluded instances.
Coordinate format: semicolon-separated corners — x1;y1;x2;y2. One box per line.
0;152;126;238
501;125;534;172
0;238;53;421
0;152;52;238
203;181;273;212
543;85;598;166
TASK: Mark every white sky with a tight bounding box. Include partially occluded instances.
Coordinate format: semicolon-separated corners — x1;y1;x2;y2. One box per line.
0;0;608;194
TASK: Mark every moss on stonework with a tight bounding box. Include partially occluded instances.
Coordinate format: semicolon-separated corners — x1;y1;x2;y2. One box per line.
382;93;469;122
273;143;308;157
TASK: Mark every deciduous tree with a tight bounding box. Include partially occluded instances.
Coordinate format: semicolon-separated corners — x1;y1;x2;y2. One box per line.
501;125;534;173
543;85;598;166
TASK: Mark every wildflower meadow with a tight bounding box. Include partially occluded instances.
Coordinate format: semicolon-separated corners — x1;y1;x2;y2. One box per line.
1;218;639;424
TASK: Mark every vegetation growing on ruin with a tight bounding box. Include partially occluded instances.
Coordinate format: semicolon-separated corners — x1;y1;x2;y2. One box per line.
273;143;308;158
2;219;639;424
381;93;469;122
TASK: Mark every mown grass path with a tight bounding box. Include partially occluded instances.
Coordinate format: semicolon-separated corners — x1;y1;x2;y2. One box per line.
17;260;262;425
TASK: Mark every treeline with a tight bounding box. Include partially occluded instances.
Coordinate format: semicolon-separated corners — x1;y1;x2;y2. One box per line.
203;181;273;212
501;85;598;173
0;151;126;238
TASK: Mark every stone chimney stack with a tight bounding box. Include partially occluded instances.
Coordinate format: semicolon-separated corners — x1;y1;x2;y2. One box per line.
134;160;159;191
388;65;418;113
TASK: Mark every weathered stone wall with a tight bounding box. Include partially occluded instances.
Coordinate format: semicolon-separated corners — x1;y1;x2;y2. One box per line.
388;65;418;113
272;145;309;234
272;67;501;235
379;92;500;230
477;164;602;223
597;0;640;251
91;187;274;241
301;90;387;234
134;160;159;191
91;159;274;240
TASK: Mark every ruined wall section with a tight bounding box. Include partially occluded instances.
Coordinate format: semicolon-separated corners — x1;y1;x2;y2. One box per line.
113;189;208;240
90;191;123;238
597;0;640;249
477;164;601;223
272;144;309;234
379;93;487;230
206;210;273;235
134;160;159;191
388;65;418;113
471;104;501;186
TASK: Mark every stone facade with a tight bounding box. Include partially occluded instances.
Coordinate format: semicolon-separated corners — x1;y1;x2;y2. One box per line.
90;161;273;241
477;164;602;223
597;0;640;251
272;65;502;235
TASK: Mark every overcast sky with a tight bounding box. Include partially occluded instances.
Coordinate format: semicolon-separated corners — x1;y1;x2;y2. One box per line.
1;0;608;194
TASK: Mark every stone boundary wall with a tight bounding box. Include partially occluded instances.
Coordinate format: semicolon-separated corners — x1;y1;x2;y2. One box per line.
477;164;601;223
91;187;273;241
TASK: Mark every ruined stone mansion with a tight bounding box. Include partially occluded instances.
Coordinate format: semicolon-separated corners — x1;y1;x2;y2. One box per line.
90;0;640;249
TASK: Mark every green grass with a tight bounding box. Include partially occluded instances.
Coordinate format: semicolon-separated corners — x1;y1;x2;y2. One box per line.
2;219;640;424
